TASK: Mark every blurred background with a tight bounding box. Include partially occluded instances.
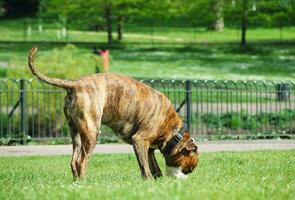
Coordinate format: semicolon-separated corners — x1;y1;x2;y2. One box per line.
0;0;294;80
0;0;295;144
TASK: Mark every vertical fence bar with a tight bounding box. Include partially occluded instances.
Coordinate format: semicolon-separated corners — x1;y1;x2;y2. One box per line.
185;80;192;131
20;79;27;143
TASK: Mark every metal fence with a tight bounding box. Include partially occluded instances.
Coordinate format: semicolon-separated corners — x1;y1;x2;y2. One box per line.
1;79;295;142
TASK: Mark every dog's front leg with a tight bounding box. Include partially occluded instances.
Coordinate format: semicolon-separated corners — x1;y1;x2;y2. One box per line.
132;134;153;179
148;149;162;179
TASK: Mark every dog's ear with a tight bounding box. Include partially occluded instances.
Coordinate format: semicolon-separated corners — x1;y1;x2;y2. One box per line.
185;139;198;153
174;134;194;155
183;132;190;140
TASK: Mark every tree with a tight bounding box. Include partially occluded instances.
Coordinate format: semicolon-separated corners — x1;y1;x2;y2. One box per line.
137;0;178;19
112;0;141;40
104;1;113;44
240;0;248;47
40;0;295;46
42;0;82;26
208;0;224;31
225;0;254;47
42;0;142;43
181;0;225;30
114;0;182;42
1;0;39;18
227;0;295;47
0;0;4;17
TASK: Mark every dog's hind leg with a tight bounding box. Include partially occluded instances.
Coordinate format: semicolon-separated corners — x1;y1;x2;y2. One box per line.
65;104;82;180
148;149;162;179
75;113;101;179
68;121;82;180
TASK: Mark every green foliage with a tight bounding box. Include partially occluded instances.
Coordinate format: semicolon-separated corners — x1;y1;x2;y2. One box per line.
272;12;289;26
0;68;7;77
41;0;102;30
27;113;69;138
0;1;4;17
202;113;221;128
0;112;13;138
1;43;295;80
249;13;272;27
201;109;295;130
99;135;119;144
0;150;294;199
0;112;32;144
0;112;69;140
3;0;295;33
6;44;96;80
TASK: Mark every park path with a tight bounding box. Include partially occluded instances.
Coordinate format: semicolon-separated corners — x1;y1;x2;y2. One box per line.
0;140;295;157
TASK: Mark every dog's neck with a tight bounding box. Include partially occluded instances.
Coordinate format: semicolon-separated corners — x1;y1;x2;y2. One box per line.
161;123;187;155
157;106;183;150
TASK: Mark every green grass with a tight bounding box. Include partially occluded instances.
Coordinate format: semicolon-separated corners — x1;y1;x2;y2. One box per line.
0;19;295;44
0;19;294;81
1;43;295;81
0;150;294;200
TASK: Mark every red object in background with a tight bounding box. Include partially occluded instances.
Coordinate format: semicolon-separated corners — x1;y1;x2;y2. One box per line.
100;50;109;73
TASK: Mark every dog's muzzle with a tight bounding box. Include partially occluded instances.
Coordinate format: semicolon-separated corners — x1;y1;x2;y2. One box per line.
166;166;187;179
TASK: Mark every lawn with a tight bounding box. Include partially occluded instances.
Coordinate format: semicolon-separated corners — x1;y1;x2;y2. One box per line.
0;150;294;200
0;18;295;44
0;18;295;81
1;43;295;80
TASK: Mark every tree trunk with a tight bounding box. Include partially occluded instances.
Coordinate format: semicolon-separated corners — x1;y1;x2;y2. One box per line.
208;0;224;32
117;16;124;40
105;4;112;44
241;0;248;47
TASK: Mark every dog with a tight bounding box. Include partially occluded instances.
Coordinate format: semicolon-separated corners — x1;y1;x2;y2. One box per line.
28;47;198;180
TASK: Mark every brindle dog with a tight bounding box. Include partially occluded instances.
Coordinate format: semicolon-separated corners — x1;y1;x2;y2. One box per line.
28;47;198;180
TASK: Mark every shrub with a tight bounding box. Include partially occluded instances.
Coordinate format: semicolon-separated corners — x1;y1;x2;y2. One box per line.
202;113;221;128
249;13;272;28
200;109;295;131
27;113;69;138
272;12;289;27
0;68;7;77
0;112;20;138
6;44;96;80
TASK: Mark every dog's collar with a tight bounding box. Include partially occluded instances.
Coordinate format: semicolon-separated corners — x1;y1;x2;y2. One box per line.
162;123;187;155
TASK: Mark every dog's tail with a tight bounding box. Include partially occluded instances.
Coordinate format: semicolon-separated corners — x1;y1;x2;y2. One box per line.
28;47;76;89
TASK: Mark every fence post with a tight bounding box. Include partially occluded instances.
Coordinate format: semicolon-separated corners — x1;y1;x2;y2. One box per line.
20;79;27;143
185;80;192;131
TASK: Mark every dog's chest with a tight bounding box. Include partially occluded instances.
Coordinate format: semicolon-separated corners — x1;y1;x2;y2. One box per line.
109;121;137;144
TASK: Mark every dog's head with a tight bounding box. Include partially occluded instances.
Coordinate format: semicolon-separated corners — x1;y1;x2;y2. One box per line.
164;132;198;179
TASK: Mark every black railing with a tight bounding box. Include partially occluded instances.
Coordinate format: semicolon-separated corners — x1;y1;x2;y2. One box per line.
0;79;295;141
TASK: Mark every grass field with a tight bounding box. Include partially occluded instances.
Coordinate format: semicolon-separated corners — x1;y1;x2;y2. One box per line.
1;43;295;80
0;19;295;44
0;18;294;80
0;150;294;200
